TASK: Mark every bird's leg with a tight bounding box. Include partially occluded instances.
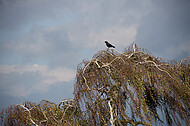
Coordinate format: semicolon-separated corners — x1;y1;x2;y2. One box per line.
111;49;113;54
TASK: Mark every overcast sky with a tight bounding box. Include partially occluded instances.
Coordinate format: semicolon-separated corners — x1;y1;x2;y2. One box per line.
0;0;190;110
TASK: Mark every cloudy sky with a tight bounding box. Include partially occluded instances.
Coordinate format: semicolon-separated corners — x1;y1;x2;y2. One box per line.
0;0;190;110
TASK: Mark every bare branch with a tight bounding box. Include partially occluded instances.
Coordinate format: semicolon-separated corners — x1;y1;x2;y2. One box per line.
18;104;39;126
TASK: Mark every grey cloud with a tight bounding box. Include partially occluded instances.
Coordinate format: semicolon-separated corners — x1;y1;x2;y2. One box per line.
0;24;81;67
29;81;74;103
65;0;151;50
1;0;189;70
0;80;74;111
0;0;79;31
1;0;189;67
0;64;75;97
0;94;23;111
0;71;41;97
135;0;190;60
0;64;75;110
0;0;149;51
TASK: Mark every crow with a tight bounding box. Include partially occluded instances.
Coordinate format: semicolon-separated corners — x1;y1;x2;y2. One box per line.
105;41;115;48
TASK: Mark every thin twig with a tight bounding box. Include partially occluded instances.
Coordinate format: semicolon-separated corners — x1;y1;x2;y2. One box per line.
177;56;190;67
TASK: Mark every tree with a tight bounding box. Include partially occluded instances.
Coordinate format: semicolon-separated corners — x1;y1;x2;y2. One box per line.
0;99;79;126
1;43;190;126
74;43;190;126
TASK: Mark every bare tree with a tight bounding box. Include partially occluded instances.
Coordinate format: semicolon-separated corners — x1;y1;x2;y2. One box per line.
0;99;79;126
74;43;190;126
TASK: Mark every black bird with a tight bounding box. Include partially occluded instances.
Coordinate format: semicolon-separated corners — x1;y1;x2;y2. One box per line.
105;41;115;48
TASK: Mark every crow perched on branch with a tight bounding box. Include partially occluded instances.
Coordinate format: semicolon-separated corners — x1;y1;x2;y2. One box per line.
105;41;115;48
